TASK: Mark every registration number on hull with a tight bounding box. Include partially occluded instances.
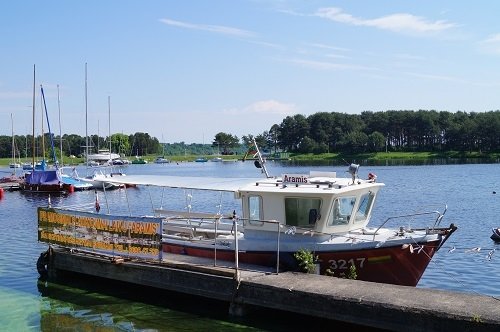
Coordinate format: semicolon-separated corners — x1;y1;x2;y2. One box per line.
327;258;366;270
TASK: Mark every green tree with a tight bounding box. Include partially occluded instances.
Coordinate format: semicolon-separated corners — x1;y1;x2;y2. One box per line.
367;131;386;152
213;132;240;155
111;133;130;156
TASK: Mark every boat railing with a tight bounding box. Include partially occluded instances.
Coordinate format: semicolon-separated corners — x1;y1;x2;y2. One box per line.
162;214;282;275
371;205;447;241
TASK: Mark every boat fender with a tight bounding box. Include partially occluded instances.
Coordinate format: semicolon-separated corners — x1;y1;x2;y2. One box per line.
0;188;4;199
36;249;51;278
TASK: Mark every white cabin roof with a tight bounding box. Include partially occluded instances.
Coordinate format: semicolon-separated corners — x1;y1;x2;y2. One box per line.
103;173;384;194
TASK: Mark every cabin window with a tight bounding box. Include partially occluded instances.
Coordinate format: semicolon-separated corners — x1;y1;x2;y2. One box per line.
285;198;321;227
328;196;356;226
248;196;262;221
354;192;375;223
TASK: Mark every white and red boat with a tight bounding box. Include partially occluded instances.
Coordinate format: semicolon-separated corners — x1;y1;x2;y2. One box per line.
37;142;456;286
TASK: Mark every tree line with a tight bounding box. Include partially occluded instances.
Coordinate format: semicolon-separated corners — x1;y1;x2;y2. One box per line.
260;110;500;154
3;110;500;159
0;132;160;160
211;110;500;155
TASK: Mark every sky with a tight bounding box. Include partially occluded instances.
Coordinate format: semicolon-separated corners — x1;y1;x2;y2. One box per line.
2;1;500;144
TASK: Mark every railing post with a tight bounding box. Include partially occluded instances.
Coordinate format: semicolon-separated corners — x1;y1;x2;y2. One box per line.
214;217;218;267
276;221;280;274
234;218;240;281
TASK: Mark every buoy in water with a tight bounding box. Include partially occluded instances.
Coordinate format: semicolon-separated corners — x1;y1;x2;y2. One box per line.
0;188;4;199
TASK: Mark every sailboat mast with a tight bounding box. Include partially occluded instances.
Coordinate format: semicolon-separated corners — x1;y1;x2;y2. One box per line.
11;113;16;173
108;95;111;162
41;85;58;167
40;89;45;161
57;84;63;166
85;63;88;166
32;64;36;168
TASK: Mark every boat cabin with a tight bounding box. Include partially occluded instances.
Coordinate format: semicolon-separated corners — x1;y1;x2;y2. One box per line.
237;171;384;234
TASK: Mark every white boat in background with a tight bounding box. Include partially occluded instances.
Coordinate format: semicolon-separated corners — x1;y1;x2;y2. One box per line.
86;149;121;163
37;139;457;287
154;156;170;164
77;167;124;190
60;168;93;191
22;162;34;170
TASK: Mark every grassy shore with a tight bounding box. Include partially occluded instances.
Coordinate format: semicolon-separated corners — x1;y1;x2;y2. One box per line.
1;151;499;167
289;151;500;161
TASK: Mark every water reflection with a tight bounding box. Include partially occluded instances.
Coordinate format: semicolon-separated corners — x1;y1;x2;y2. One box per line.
36;273;383;332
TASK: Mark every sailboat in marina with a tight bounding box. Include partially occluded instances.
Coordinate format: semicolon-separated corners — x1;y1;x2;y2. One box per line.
77;65;126;189
22;135;34;170
54;84;93;191
20;66;74;194
9;114;21;169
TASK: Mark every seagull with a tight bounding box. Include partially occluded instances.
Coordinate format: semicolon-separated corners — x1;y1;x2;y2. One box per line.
448;246;456;253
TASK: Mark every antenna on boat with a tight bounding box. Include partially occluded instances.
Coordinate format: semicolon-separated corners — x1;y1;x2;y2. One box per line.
252;137;271;178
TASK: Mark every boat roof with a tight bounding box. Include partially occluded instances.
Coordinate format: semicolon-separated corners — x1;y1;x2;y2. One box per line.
104;175;261;192
102;173;384;194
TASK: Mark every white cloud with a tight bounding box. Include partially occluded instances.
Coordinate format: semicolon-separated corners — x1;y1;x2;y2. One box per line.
307;43;351;53
315;7;457;34
404;71;465;83
159;18;256;38
288;58;377;71
479;33;500;54
225;100;297;116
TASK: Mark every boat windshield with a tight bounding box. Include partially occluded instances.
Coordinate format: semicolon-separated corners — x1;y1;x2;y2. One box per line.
284;197;321;227
328;196;356;226
354;191;375;223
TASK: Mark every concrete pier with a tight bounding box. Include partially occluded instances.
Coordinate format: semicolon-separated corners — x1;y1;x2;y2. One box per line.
43;247;500;332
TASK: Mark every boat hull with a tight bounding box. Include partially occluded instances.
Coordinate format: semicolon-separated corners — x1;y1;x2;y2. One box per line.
20;182;73;194
162;234;451;287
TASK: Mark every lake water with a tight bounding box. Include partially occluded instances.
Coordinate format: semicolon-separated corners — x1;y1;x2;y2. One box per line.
1;161;499;331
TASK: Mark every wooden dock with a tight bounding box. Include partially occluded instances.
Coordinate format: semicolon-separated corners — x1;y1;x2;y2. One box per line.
0;181;21;191
42;247;500;332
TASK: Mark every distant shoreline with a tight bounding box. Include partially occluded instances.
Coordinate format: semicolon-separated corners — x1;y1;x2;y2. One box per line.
1;151;499;167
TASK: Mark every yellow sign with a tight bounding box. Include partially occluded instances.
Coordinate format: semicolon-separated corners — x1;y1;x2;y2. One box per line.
38;207;162;259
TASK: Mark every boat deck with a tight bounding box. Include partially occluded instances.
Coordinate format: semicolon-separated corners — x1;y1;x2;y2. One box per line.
161;252;277;276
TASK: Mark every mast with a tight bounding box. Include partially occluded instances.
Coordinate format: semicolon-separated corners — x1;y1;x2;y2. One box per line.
11;113;16;173
85;63;88;166
57;84;63;166
41;85;57;167
108;95;111;163
32;64;36;168
253;137;270;178
40;88;45;162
